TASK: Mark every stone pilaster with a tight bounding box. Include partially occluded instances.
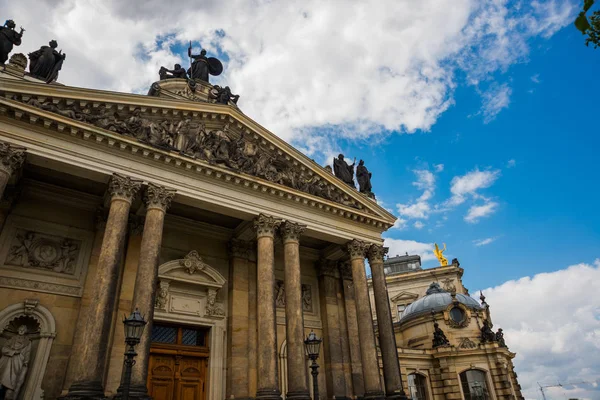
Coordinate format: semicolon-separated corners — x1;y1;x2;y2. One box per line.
347;240;384;400
248;253;258;398
0;142;25;199
61;174;142;399
227;238;252;400
335;266;355;400
254;214;283;400
280;222;310;400
127;183;175;399
339;261;365;397
317;259;348;400
368;245;407;400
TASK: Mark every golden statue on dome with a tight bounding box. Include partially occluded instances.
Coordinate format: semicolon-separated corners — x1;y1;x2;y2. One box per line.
434;243;448;266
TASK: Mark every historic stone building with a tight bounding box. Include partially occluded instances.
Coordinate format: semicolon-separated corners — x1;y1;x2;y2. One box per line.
0;53;412;400
368;255;524;400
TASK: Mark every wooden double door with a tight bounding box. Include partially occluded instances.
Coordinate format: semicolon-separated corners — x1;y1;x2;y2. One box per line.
148;324;209;400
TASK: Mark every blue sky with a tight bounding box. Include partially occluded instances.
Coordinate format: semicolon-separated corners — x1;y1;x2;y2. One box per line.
359;26;600;290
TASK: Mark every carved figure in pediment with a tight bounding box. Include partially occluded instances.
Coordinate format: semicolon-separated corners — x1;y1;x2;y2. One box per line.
177;121;205;154
0;325;31;399
124;108;145;139
6;232;34;265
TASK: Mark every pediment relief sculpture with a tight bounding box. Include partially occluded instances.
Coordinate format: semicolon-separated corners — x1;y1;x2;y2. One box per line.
17;96;365;211
158;251;226;288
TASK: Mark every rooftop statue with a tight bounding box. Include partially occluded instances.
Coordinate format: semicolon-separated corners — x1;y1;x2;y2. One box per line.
28;39;66;83
0;20;24;64
211;85;240;105
159;63;188;80
187;42;223;83
333;154;355;187
433;243;448;266
356;159;374;198
432;322;450;348
480;319;496;343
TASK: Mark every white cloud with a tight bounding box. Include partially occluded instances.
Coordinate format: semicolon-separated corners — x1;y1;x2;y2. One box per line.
384;238;435;262
465;200;498;223
434;164;444;172
477;259;600;399
507;159;516;168
2;0;578;156
473;237;496;246
480;83;512;124
448;168;501;206
530;74;541;84
413;221;425;230
396;168;440;221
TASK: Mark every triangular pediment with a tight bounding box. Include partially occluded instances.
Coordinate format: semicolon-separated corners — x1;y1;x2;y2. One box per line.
0;78;396;228
391;291;419;303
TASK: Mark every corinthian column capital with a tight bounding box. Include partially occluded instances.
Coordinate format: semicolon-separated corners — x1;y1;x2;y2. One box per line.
253;214;282;238
107;173;143;204
346;239;368;260
228;238;252;259
367;244;388;264
280;221;306;243
144;183;176;211
0;142;26;176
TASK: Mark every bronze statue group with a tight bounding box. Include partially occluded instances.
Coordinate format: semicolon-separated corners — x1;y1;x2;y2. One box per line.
1;19;66;83
333;154;375;199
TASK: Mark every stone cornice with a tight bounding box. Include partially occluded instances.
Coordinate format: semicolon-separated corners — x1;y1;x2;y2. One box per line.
0;80;396;230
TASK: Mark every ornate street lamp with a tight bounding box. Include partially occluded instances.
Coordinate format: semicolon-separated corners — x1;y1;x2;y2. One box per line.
304;331;322;400
121;309;147;400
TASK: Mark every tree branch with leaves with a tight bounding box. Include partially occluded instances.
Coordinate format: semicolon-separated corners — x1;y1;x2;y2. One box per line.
575;0;600;48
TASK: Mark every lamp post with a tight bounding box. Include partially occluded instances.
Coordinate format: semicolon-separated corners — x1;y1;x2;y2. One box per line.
304;331;322;400
121;309;147;400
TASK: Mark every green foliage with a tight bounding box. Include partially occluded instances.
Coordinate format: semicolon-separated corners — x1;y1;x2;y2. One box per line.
575;0;600;49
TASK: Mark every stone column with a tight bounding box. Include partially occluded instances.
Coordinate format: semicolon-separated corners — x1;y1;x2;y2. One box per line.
346;240;384;400
336;272;355;400
0;142;25;199
62;174;142;399
127;183;175;398
368;245;407;400
254;214;283;400
317;260;347;400
280;222;311;400
339;262;365;397
227;239;252;400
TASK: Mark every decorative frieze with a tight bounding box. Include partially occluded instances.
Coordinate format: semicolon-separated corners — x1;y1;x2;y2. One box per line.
16;95;364;210
279;221;306;242
458;337;477;349
253;214;282;238
274;279;313;312
144;183;176;211
0;142;26;176
107;173;142;203
5;229;81;274
346;239;368;260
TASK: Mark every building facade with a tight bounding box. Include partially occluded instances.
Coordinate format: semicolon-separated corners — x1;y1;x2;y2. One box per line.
368;257;524;400
0;57;409;400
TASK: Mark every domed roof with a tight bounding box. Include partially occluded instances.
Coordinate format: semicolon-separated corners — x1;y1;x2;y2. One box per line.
399;282;483;324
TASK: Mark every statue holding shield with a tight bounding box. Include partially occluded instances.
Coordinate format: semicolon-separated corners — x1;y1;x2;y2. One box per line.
187;42;223;83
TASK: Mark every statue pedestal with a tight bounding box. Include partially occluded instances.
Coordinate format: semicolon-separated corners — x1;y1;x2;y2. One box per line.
147;78;238;106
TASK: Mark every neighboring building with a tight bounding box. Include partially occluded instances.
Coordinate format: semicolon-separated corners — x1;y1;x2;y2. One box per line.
369;257;524;400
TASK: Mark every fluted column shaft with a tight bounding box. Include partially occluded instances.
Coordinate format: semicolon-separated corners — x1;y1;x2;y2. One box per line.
281;222;310;400
347;240;384;400
368;245;407;400
129;184;175;396
0;142;25;199
62;174;142;398
254;214;282;400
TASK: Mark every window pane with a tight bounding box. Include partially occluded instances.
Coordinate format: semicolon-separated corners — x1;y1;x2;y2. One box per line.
151;325;177;344
408;374;428;400
182;328;206;346
460;370;490;400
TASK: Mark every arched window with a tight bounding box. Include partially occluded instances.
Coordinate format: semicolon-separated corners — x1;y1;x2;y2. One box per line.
407;373;429;400
460;369;490;400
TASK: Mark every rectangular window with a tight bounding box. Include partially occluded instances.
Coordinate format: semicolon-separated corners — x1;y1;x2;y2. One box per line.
151;325;177;344
151;324;209;348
